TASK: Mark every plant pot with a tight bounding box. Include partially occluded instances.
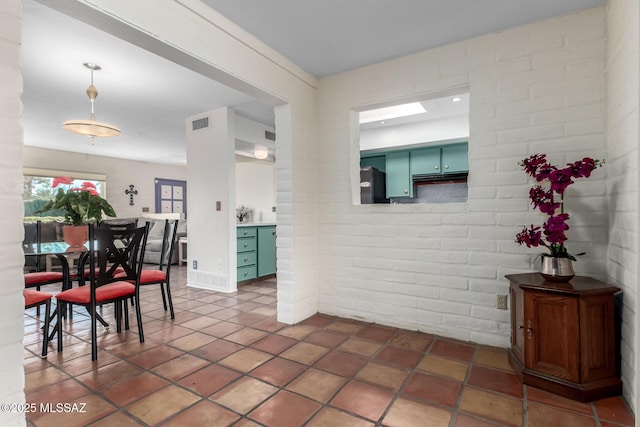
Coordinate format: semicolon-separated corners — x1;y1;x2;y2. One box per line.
539;256;574;282
62;225;88;252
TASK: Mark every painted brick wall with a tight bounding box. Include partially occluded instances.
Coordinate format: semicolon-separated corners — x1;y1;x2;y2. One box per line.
0;0;27;425
317;7;608;349
606;0;639;413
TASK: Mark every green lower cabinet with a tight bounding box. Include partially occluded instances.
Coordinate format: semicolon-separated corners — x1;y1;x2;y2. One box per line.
237;225;276;282
257;226;277;277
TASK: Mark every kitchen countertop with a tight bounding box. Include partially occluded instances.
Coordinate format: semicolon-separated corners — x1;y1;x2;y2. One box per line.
237;222;276;227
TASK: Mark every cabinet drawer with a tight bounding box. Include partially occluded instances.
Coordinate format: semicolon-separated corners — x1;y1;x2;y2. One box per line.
237;265;257;281
237;237;257;252
238;227;257;238
237;251;257;267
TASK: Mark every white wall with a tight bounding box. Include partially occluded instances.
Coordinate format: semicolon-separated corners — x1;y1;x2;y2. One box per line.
236;160;276;223
317;7;608;349
23;146;187;218
606;0;639;412
186;108;237;292
2;2;27;425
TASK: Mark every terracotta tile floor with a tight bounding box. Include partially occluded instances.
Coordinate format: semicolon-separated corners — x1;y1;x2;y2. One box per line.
23;266;635;426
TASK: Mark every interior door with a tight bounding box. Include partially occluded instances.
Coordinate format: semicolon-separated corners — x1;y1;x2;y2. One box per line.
155;178;187;217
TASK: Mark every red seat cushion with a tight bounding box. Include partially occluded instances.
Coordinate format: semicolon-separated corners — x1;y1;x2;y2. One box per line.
139;270;167;284
23;289;52;307
24;271;64;286
55;282;135;304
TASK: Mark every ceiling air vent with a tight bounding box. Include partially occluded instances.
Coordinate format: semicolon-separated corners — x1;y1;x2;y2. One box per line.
192;117;209;131
265;130;276;141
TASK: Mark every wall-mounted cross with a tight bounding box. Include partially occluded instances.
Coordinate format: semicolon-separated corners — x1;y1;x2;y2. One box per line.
125;184;138;206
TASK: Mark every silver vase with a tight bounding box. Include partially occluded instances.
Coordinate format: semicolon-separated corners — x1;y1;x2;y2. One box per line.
539;256;574;282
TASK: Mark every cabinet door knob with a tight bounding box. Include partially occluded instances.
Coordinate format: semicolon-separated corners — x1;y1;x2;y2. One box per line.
243;230;248;235
445;165;449;169
243;257;248;262
244;243;248;247
403;189;408;194
434;165;439;170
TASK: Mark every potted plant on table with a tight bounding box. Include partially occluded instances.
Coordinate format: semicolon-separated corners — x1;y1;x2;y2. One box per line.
515;154;604;281
36;176;117;251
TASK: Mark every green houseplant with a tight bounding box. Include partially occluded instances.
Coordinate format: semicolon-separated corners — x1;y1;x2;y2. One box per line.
36;177;117;250
515;154;604;281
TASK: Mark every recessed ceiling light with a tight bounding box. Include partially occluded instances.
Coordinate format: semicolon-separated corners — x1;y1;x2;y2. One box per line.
359;102;427;124
452;97;461;102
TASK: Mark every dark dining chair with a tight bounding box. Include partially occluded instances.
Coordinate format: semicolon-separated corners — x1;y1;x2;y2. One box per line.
24;289;54;357
55;222;149;361
24;221;63;315
138;219;178;319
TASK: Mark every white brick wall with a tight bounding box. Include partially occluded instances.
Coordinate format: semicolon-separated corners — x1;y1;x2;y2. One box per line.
317;7;609;349
606;0;639;414
1;0;27;425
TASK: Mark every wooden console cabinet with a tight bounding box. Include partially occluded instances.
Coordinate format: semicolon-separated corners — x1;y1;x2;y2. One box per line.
506;273;621;402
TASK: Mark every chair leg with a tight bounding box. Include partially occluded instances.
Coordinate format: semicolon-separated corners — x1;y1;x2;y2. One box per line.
115;302;122;333
56;302;64;353
160;285;168;311
165;281;175;320
134;294;144;343
41;299;51;358
90;304;98;361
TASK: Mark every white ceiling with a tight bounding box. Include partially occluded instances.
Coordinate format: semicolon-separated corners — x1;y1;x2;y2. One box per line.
21;0;604;166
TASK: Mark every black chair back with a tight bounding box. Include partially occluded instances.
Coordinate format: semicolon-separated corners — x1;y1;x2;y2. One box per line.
158;219;179;272
87;222;149;293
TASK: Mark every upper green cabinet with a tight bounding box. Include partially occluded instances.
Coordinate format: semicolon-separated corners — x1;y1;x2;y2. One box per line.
386;151;413;198
373;142;468;199
411;143;468;175
441;143;469;173
410;147;441;174
360;155;386;172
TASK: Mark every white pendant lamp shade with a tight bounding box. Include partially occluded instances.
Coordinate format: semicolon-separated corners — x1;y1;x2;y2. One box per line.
62;63;121;144
254;145;269;159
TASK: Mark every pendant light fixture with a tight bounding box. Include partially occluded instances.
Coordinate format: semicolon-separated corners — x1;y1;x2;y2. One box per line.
62;63;121;144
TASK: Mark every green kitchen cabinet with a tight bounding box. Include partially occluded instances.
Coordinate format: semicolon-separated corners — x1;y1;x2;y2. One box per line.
386;151;412;198
237;227;257;281
360;155;386;172
410;143;468;175
237;225;276;282
441;143;468;173
410;146;441;174
257;226;277;277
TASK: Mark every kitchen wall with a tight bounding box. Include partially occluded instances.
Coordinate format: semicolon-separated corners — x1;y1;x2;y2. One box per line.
236;160;276;223
317;7;608;350
606;0;639;411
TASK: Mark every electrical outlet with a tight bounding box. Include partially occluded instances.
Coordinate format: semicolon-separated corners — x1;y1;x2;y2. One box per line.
216;201;221;211
192;260;198;270
497;294;508;310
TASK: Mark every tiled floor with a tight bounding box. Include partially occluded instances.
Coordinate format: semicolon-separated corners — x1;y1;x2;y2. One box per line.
23;266;634;426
